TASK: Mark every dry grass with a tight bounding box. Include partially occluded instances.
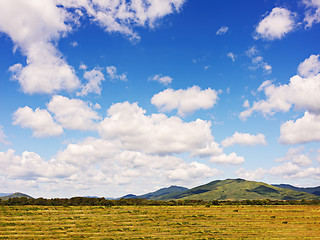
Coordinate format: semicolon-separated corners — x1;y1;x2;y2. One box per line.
1;205;320;239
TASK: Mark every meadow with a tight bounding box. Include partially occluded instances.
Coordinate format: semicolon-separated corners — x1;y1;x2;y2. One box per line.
1;205;320;239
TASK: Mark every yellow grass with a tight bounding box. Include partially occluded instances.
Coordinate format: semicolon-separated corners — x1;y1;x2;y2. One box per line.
1;205;320;239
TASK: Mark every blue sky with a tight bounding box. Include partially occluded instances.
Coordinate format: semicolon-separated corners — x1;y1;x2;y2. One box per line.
0;0;320;198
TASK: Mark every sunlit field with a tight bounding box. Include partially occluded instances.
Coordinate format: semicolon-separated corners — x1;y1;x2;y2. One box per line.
1;205;320;239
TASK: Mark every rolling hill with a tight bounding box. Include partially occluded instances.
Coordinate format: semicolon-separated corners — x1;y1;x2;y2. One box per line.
273;184;320;196
0;192;33;200
152;179;320;201
120;186;188;199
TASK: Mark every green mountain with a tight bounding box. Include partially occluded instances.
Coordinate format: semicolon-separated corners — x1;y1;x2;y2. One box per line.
0;192;33;200
120;186;188;199
154;179;320;201
273;184;320;196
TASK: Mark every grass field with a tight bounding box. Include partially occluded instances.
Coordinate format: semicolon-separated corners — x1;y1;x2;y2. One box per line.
1;205;320;239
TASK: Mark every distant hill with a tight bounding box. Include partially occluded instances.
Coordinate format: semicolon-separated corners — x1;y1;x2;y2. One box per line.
0;193;13;197
154;179;320;201
273;184;320;196
120;186;189;199
0;192;33;200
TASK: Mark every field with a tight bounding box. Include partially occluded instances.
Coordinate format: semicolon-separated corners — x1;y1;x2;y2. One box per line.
1;205;320;239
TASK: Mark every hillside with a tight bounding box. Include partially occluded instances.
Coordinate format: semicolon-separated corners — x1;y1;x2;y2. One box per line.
0;192;33;200
155;179;320;201
120;186;188;199
273;184;320;196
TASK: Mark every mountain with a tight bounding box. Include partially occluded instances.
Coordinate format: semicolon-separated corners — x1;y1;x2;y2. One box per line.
0;193;13;197
119;186;189;199
0;192;33;200
273;184;320;196
154;179;320;201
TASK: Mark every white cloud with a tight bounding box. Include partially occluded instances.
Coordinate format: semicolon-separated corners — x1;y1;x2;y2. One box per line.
255;7;295;40
77;68;105;96
297;54;320;77
12;106;63;137
245;46;272;74
221;132;267;147
71;41;78;47
0;0;80;95
216;26;229;35
149;74;173;85
303;0;320;28
151;86;219;116
99;101;222;156
106;66;127;82
280;112;320;144
240;55;320;120
47;95;101;131
235;168;267;181
210;152;245;165
0;126;9;145
60;0;187;40
275;146;312;167
227;52;236;62
270;162;320;180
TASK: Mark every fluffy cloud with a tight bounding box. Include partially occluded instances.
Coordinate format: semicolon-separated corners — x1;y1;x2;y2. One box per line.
99;101;221;156
240;55;320;120
235;168;267;181
270;162;320;179
275;146;312;167
297;54;320;78
255;7;295;40
12;106;63;137
216;26;229;35
304;0;320;28
47;95;101;131
221;132;267;147
280;112;320;144
151;86;219;116
106;66;127;82
0;0;80;95
149;74;173;85
78;68;105;96
60;0;187;40
210;153;245;165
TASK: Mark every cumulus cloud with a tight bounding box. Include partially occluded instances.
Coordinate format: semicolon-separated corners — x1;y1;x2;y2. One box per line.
221;132;267;147
270;162;320;179
106;66;127;82
275;146;312;167
60;0;187;40
304;0;320;28
98;101;221;156
297;54;320;78
151;86;219;116
77;68;105;96
240;55;320;120
280;112;320;144
210;152;245;165
0;0;80;95
255;7;295;40
149;74;173;85
216;26;229;35
12;106;63;137
47;95;101;131
235;168;267;181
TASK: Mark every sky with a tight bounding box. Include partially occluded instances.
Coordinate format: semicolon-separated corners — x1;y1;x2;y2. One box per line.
0;0;320;198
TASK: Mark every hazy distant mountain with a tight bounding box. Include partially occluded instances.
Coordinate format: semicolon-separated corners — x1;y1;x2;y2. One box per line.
0;193;13;197
273;184;320;196
154;179;320;201
0;192;33;200
120;186;189;199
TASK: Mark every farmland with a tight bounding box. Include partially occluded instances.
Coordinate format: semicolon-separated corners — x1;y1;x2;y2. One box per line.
1;205;320;239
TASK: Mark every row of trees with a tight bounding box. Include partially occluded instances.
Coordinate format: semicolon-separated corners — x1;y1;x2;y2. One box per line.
1;197;320;206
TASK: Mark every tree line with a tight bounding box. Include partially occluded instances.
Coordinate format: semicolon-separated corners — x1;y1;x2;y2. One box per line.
1;197;320;206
